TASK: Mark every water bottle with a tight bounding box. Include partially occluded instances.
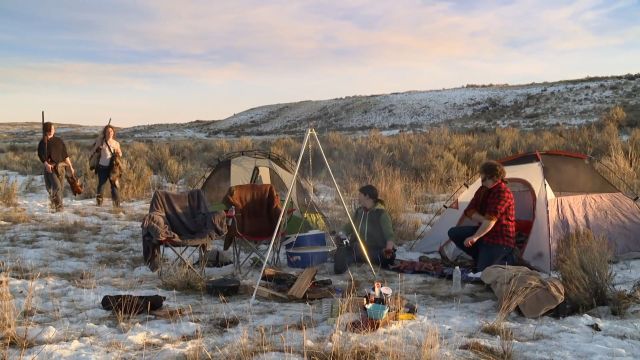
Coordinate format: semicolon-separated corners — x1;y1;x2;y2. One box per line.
451;266;462;294
322;298;332;320
327;288;342;324
331;288;342;318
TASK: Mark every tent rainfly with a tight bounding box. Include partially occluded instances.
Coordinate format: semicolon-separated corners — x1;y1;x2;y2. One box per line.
413;151;640;273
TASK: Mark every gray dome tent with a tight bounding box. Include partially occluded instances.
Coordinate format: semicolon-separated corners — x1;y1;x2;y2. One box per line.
199;150;326;232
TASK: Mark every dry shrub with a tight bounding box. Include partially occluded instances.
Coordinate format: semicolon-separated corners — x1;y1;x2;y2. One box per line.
21;176;39;194
602;105;627;127
609;279;640;316
111;296;145;331
118;156;154;200
0;274;17;348
270;137;300;162
1;106;636;208
311;316;441;360
236;137;255;151
182;161;208;189
597;138;640;195
555;229;613;313
214;328;280;360
494;276;537;324
0;150;41;175
310;343;414;360
0;272;41;351
421;325;440;360
186;339;212;360
633;280;640;298
0;176;19;207
460;340;512;360
478;278;524;360
609;289;635;316
479;323;514;359
0;207;30;224
211;138;232;155
44;220;87;242
73;271;97;290
159;264;205;292
162;158;184;185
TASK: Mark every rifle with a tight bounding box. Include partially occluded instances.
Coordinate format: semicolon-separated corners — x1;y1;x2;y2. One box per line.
89;118;112;170
42;111;48;168
95;117;111;145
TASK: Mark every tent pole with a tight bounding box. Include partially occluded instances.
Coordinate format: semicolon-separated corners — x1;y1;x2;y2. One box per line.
593;156;640;206
408;175;474;250
250;128;312;305
310;129;377;278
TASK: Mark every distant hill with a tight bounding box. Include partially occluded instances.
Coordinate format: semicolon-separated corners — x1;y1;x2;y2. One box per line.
120;74;640;139
4;74;639;140
0;122;102;143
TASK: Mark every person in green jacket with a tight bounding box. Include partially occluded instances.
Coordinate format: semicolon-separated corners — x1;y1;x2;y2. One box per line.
334;184;396;274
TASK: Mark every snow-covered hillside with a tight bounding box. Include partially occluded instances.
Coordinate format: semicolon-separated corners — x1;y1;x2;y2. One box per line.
121;74;640;139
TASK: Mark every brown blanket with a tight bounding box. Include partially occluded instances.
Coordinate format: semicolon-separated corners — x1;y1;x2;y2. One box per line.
141;189;226;271
481;265;565;318
222;184;282;250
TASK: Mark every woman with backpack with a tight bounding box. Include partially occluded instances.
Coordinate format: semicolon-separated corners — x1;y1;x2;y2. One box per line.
91;125;122;207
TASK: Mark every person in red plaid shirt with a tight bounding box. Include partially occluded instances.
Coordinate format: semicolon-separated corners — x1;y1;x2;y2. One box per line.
448;160;516;272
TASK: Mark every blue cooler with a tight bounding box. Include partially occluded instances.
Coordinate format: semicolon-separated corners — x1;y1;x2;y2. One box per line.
283;231;327;249
286;246;330;268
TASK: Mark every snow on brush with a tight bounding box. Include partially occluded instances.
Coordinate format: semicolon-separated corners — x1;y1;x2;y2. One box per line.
119;76;640;139
1;170;639;359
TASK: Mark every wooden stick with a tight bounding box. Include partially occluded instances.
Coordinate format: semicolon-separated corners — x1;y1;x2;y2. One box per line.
254;285;289;300
287;267;317;299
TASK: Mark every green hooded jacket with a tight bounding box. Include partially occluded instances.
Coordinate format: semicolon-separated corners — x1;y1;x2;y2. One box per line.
343;201;395;250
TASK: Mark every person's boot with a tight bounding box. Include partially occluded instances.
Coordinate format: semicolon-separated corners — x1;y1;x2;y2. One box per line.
96;195;103;206
113;198;120;208
334;246;350;275
54;199;64;212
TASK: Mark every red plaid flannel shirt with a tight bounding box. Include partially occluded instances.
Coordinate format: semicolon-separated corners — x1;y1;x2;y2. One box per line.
463;181;515;247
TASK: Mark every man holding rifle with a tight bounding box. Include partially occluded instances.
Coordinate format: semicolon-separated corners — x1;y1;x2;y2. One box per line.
37;121;76;212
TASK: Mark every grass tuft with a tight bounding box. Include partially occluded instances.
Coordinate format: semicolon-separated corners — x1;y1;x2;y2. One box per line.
555;229;613;313
0;176;19;207
0;207;30;224
159;263;205;292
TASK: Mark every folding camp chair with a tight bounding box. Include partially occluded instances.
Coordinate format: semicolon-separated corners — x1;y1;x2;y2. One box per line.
142;189;227;282
222;184;292;276
158;236;209;281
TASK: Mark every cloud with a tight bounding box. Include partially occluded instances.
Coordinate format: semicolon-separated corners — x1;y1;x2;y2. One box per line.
0;0;638;125
4;0;638;67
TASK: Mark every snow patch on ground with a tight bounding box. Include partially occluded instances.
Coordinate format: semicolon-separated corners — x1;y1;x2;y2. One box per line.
1;170;639;359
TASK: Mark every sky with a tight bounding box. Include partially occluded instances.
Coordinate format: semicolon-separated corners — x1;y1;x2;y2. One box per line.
0;0;639;127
